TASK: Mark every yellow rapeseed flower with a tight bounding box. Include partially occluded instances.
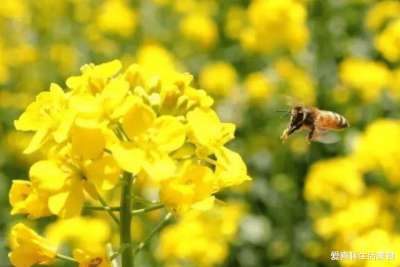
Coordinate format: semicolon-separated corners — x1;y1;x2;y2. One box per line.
186;107;235;157
66;60;122;94
224;6;247;40
350;229;400;267
96;0;136;37
180;13;218;49
244;72;274;102
199;62;237;96
9;223;57;267
14;83;74;154
375;18;400;62
160;162;217;212
14;59;249;219
9;180;50;218
73;248;110;267
112;101;186;181
353;119;400;184
339;58;390;102
136;43;178;80
304;157;365;208
45;217;110;254
0;0;28;20
366;0;400;31
242;0;309;53
157;203;244;266
314;190;382;239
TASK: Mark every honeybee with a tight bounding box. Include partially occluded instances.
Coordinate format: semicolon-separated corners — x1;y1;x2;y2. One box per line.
280;105;349;143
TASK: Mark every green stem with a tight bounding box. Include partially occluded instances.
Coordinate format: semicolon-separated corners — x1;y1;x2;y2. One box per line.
56;253;78;264
133;212;172;255
93;187;120;225
84;204;163;215
120;172;134;267
85;206;120;211
132;195;160;205
131;204;164;216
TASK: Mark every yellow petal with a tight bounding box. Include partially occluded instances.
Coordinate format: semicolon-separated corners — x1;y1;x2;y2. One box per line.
110;94;141;119
187;108;220;149
14;104;44;131
122;102;156;139
187;108;235;152
153;116;186;152
24;191;51;218
95;59;122;78
9;180;31;206
69;94;103;120
48;179;84;218
48;192;68;216
9;180;32;215
53;110;75;143
72;248;109;267
9;223;57;267
101;75;129;113
84;154;121;190
143;154;176;182
29;160;69;192
215;147;251;188
9;247;39;267
23;128;49;154
14;84;65;132
71;121;105;160
191;196;215;211
111;143;145;174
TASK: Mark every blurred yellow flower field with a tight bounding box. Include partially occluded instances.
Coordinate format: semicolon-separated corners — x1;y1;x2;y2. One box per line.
1;1;400;267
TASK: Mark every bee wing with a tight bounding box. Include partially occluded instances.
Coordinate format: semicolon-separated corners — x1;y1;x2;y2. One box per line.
311;129;340;144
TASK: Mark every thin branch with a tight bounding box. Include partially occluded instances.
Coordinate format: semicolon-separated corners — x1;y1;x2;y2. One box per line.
132;195;160;205
131;203;164;216
133;212;172;255
84;203;164;215
117;123;130;141
56;253;78;264
84;206;120;211
93;187;120;225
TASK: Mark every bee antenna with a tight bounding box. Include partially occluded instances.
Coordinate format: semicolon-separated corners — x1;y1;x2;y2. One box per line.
275;109;290;119
275;109;289;113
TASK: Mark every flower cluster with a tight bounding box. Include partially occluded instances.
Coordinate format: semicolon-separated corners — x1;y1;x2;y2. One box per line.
339;58;390;102
367;0;400;63
305;119;400;267
157;203;244;267
9;222;109;267
8;60;250;266
199;62;238;97
239;0;309;54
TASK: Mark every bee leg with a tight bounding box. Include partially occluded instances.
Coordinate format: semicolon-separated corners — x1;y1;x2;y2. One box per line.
280;129;289;141
288;121;303;134
308;126;315;142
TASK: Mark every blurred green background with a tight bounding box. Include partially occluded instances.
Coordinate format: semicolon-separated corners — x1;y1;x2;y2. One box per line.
2;0;400;266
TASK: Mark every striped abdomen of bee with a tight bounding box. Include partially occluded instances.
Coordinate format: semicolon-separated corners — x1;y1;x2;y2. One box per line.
316;110;349;130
